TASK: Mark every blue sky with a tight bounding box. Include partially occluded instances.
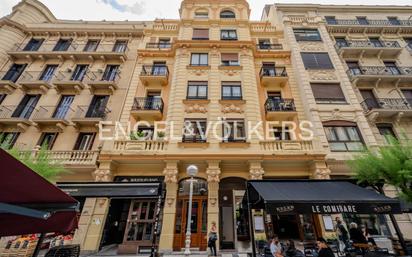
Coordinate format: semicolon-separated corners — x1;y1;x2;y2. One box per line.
0;0;411;21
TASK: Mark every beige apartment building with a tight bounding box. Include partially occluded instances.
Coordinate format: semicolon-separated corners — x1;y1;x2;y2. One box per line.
263;2;412;241
1;0;411;255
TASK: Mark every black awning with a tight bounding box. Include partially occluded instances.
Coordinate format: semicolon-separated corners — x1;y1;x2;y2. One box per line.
57;182;162;198
247;180;401;215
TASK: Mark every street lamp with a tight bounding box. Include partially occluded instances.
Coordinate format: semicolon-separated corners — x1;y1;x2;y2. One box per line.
184;165;199;256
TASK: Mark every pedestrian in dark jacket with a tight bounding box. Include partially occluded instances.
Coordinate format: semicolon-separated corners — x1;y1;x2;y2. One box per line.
208;221;218;256
316;238;335;257
349;223;367;244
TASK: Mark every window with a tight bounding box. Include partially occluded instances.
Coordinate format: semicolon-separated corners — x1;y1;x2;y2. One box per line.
335;37;348;47
190;53;208;66
71;65;88;81
220;10;236;19
222;82;242;100
221;30;237;40
187;81;208;100
39;65;58;81
86;95;109;118
102;65;120;81
323;121;364;152
84;40;100;52
38;132;58;150
258;39;272;49
388;17;400;25
0;94;5;105
325;16;337;25
74;133;96;150
294;28;322;41
402;90;412;106
346;61;361;75
221;53;239;66
23;38;44;51
195;10;208;19
369;37;383;47
12;94;40;119
0;132;19;149
311;83;346;104
158;38;171;49
222;119;246;142
272;127;291;141
53;95;74;119
356;17;369;25
2;64;27;82
384;61;400;75
405;38;412;48
192;29;209;40
301;53;334;69
182;119;207;143
377;124;397;144
53;39;72;51
113;40;127;52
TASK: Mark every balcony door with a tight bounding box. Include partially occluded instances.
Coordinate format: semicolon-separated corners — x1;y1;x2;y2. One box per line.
262;62;276;76
347;61;361;75
23;38;44;51
53;39;72;51
71;65;88;81
2;64;27;82
102;65;119;81
40;65;58;81
360;89;379;109
12;94;40;119
402;90;412;106
74;133;95;150
152;62;167;76
86;95;109;118
53;95;74;119
146;91;161;110
384;62;400;75
38;132;58;150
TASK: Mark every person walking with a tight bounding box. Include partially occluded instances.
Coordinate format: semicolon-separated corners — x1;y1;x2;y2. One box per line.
208;221;218;256
335;217;350;251
316;238;335;257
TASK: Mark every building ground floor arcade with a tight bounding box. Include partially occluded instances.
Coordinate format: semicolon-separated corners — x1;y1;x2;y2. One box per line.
55;155;410;255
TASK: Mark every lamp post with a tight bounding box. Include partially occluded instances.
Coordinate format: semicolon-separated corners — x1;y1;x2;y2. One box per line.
184;165;199;256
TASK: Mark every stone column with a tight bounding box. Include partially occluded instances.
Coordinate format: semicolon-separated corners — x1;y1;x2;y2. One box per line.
159;160;179;253
207;160;221;250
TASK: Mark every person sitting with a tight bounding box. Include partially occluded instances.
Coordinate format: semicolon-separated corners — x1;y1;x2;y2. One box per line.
349;222;368;244
316;238;335;257
284;240;304;257
270;236;284;257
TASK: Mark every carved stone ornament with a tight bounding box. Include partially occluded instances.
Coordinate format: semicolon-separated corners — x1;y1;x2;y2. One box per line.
221;69;240;76
94;169;112;182
188;68;209;76
185;104;208;113
250;167;264;180
209;197;218;207
221;104;244;114
299;42;325;51
166;197;175;207
206;167;221;183
309;70;338;81
163;167;178;183
315;168;331;180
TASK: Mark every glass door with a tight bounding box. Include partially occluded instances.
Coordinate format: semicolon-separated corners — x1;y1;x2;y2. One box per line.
71;65;88;81
12;95;40;119
86;95;109;118
3;64;27;82
53;95;74;119
360;89;380;109
40;65;58;81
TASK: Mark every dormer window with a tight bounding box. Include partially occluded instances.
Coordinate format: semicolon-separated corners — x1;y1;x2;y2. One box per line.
195;10;208;19
220;10;235;19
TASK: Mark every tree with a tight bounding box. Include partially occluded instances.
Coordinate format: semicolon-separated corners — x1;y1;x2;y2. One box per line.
348;136;412;202
7;146;68;183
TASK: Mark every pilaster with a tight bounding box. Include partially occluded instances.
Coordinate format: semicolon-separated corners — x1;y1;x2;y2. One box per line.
206;160;221;250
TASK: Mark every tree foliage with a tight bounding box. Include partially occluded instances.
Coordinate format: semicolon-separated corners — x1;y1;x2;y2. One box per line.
348;136;412;202
7;147;67;183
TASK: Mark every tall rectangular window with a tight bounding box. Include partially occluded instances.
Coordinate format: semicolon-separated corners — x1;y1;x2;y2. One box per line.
37;132;58;150
325;16;337;25
222;82;242;100
324;122;364;152
311;83;346;104
221;53;239;66
102;65;120;81
222;119;246;142
2;64;27;82
293;28;322;41
192;29;209;40
377;124;397;144
23;38;44;51
53;39;72;51
221;30;237;40
12;94;40;119
86;95;109;118
190;53;208;66
39;65;58;81
113;40;128;52
356;17;369;25
187;81;208;100
84;40;100;52
0;132;20;149
301;53;334;69
74;133;96;150
182;119;207;143
71;65;89;81
0;94;5;105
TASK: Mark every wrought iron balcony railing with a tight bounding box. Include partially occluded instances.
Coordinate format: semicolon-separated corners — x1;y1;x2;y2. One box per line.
0;105;36;120
19;71;56;82
347;66;412;77
265;98;296;112
146;42;172;49
132;97;164;112
73;106;110;119
54;70;91;82
88;71;121;83
361;98;412;112
182;134;207;143
260;67;288;78
11;42;129;54
256;44;283;50
140;65;169;77
32;106;74;121
326;19;412;26
335;40;401;50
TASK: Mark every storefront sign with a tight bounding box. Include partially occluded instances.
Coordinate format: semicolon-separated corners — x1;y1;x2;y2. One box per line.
267;203;397;215
58;183;161;198
311;204;357;213
114;176;164;183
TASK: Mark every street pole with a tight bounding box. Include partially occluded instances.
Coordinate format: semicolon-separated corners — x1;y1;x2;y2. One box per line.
184;165;198;256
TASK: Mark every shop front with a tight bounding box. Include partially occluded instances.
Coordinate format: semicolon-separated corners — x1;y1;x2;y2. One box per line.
58;176;164;255
245;180;402;257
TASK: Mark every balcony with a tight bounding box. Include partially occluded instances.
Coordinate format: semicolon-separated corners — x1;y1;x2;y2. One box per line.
265;98;297;120
113;140;168;152
8;43;128;62
19;147;99;167
32;106;73;130
87;71;120;94
53;71;88;94
140;65;169;86
260;140;314;153
0;72;19;93
260;67;288;87
347;66;412;85
0;105;34;130
18;71;54;93
326;19;412;33
146;42;172;50
71;106;110;128
361;98;412;119
130;97;164;121
335;40;402;58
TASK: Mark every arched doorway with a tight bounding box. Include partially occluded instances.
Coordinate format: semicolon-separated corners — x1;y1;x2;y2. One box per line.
219;177;250;251
173;178;208;251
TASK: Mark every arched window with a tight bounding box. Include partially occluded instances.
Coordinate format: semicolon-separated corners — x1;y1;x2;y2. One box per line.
220;10;236;19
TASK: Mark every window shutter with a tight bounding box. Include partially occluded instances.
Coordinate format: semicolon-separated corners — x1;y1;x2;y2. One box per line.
323;120;357;127
221;53;238;61
222;81;241;86
311;83;345;100
193;29;209;39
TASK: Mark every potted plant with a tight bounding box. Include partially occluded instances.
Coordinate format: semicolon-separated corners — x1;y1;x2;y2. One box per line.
157;131;165;141
126;131;147;150
130;131;146;141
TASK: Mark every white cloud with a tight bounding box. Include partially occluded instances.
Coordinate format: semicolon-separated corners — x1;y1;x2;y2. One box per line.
0;0;411;21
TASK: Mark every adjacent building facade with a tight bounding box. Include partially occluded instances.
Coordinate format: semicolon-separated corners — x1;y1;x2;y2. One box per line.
0;0;411;255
